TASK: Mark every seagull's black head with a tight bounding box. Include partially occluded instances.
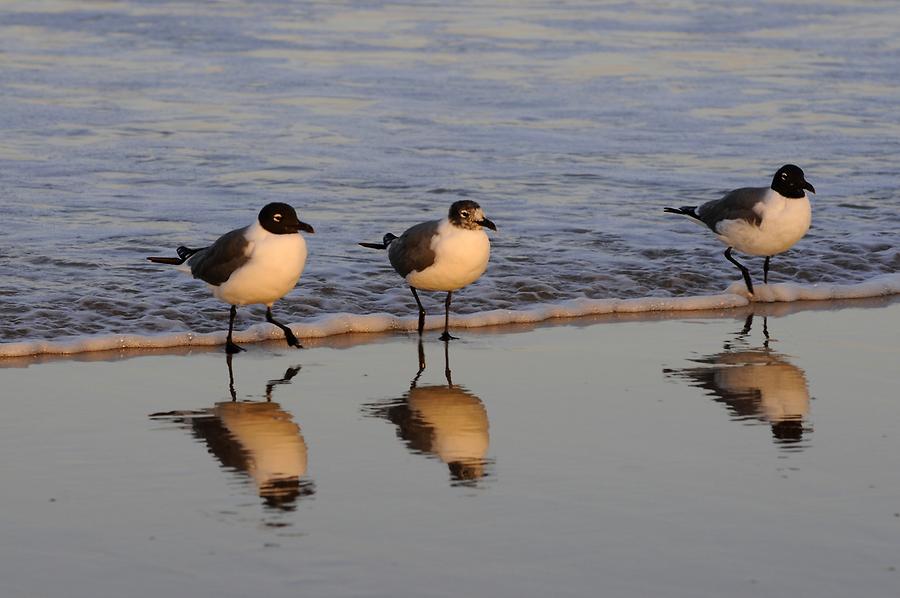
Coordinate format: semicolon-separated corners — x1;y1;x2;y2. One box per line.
448;200;497;231
258;202;315;235
771;164;815;198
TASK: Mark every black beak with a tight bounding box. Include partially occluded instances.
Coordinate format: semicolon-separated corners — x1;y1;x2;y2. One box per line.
286;219;314;234
478;217;497;231
802;180;816;194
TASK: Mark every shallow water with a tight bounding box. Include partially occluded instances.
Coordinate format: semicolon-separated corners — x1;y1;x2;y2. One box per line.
2;302;899;597
1;0;899;352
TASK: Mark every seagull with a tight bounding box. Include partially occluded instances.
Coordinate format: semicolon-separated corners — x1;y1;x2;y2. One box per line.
664;164;815;295
148;202;314;353
359;200;496;341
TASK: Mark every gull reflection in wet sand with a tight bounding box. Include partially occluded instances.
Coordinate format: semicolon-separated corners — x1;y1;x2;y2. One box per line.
665;314;813;450
366;341;492;486
150;356;314;512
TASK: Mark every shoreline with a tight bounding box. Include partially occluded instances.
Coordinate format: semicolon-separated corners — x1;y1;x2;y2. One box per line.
3;287;898;367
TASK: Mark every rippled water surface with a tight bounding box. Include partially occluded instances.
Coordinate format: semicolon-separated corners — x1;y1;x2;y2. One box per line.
1;0;898;345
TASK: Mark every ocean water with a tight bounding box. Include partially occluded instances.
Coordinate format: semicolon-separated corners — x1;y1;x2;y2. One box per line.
1;0;899;356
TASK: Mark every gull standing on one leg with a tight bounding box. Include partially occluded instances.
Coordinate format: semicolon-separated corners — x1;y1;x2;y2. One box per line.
148;203;314;353
664;164;815;295
360;200;497;341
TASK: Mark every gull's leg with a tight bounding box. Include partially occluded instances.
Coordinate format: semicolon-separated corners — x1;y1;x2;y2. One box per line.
439;291;459;341
725;247;754;295
411;287;426;336
266;306;302;348
226;305;245;354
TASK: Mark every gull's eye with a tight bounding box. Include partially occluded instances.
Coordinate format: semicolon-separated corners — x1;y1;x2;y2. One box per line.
460;210;469;218
273;214;282;222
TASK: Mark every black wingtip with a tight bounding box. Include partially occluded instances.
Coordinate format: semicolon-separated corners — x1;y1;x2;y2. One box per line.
147;245;200;265
176;246;199;261
359;233;399;250
664;206;700;220
147;256;186;265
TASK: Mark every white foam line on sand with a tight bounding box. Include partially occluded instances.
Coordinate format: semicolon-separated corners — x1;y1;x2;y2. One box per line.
2;274;898;358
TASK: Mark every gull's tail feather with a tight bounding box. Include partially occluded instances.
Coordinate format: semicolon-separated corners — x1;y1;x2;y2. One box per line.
359;233;398;250
147;246;200;265
663;206;701;221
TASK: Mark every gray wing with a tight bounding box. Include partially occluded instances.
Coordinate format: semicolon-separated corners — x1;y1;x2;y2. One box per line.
187;226;251;286
697;187;767;232
388;220;440;277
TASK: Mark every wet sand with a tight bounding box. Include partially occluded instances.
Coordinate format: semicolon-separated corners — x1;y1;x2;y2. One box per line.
1;299;899;598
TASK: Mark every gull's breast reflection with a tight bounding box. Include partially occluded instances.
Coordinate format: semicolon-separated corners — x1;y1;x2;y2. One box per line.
366;339;492;486
210;401;311;509
150;363;313;512
366;385;490;486
707;351;809;442
668;348;812;448
405;384;491;482
158;400;313;511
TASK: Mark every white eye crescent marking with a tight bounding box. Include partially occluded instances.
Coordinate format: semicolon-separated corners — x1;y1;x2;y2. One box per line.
460;210;468;218
273;214;282;222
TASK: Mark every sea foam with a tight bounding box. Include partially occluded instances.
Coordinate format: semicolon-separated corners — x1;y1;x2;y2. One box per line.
2;274;898;358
